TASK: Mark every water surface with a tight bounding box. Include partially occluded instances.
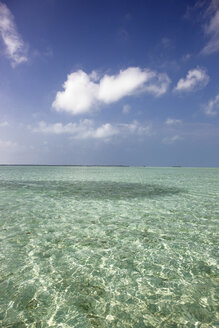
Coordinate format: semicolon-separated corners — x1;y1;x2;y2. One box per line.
0;166;218;327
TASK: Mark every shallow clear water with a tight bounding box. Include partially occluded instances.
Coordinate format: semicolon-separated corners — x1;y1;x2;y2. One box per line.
0;166;218;328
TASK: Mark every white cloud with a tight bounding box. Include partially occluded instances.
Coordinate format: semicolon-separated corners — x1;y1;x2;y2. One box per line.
119;121;153;136
174;67;209;92
34;120;118;139
52;67;171;115
0;120;9;127
122;104;131;114
34;119;153;140
0;2;28;66
162;135;183;144
204;94;219;116
98;67;152;103
52;71;99;115
202;8;219;54
92;123;118;139
165;118;182;125
143;73;170;97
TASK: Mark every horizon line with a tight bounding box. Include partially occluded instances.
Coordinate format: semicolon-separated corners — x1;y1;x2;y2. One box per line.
0;164;218;168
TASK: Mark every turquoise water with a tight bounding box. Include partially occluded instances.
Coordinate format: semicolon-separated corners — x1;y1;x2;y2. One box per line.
0;166;218;328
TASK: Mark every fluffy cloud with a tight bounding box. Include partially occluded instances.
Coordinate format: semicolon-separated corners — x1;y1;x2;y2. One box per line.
34;120;153;140
204;94;219;116
52;71;99;115
165;118;182;125
174;67;209;92
0;2;28;66
52;67;170;115
98;67;151;103
202;8;219;55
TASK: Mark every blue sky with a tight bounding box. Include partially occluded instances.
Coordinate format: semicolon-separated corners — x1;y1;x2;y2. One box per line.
0;0;219;166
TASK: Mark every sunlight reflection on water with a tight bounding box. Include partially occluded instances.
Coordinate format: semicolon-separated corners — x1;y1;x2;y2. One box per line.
0;166;218;327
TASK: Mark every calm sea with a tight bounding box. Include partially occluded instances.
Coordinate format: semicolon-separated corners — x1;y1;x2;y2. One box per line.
0;166;218;327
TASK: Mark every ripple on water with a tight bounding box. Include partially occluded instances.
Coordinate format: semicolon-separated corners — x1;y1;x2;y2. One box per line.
0;166;218;327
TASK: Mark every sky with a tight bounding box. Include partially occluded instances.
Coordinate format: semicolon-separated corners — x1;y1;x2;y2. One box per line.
0;0;219;166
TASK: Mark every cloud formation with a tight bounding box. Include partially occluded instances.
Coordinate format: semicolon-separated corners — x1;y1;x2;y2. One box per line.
202;7;219;55
204;94;219;116
35;120;118;139
174;67;209;92
0;2;28;66
34;119;153;140
52;67;170;115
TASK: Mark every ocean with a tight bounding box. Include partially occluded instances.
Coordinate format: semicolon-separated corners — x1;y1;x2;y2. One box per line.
0;166;218;327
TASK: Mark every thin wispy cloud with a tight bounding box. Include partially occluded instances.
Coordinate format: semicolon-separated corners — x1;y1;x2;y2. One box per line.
34;120;118;140
174;67;209;92
0;138;17;150
204;94;219;116
52;67;170;115
202;5;219;55
34;120;153;140
0;2;28;66
0;120;9;127
122;104;131;114
162;135;183;144
165;118;182;125
187;0;219;55
182;53;191;61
